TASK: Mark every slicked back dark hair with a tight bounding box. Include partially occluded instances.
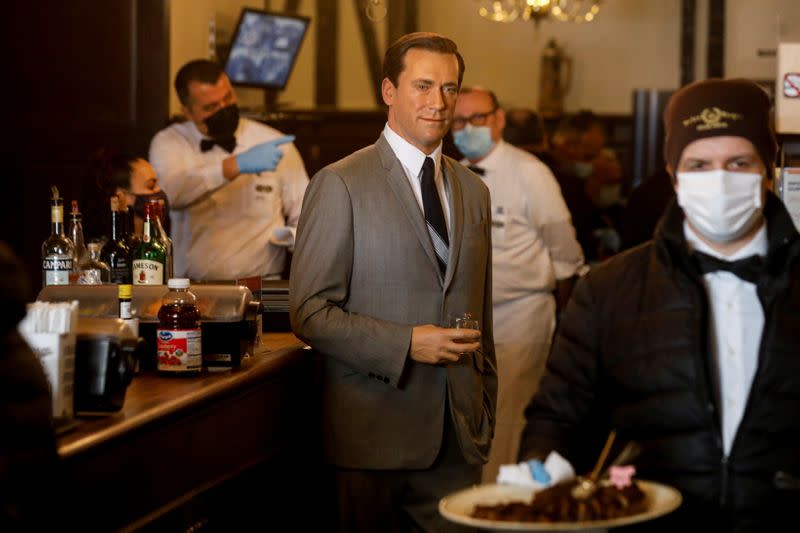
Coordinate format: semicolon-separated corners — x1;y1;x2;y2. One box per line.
382;32;465;89
174;59;225;106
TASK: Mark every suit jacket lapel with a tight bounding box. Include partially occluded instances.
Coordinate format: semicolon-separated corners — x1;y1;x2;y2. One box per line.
442;157;463;292
376;136;443;279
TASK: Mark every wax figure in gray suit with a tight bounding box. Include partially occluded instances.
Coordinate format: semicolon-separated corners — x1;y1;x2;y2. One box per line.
290;32;497;532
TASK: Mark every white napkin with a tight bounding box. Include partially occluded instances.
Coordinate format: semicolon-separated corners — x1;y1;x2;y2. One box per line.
269;226;296;249
496;451;576;488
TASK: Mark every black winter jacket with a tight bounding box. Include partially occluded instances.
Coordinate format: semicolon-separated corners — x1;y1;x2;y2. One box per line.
519;192;800;532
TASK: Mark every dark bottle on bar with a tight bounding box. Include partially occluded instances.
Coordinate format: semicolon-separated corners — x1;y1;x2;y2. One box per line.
132;201;166;285
149;198;174;280
101;196;132;284
124;205;141;255
42;186;75;287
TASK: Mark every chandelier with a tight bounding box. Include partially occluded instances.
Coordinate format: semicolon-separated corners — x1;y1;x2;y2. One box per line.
476;0;601;25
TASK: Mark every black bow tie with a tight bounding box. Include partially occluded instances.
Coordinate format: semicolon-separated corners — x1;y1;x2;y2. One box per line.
692;251;764;283
200;136;236;153
468;165;486;176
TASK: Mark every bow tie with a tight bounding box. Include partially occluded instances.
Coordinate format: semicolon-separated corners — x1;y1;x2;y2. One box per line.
692;251;764;283
468;165;486;176
200;136;236;153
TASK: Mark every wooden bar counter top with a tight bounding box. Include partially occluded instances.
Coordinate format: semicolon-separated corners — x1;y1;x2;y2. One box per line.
56;332;322;532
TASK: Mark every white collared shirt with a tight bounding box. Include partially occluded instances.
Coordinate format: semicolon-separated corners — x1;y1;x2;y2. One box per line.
382;123;451;232
461;140;585;301
149;117;309;280
684;222;768;455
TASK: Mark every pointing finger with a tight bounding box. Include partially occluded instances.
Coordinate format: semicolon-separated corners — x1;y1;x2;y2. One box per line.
269;134;295;146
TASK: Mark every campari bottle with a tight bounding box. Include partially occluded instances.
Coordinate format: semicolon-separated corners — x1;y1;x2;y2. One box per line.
41;186;75;287
132;201;166;285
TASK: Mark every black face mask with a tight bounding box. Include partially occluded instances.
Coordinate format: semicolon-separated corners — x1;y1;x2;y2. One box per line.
133;191;171;234
205;104;240;140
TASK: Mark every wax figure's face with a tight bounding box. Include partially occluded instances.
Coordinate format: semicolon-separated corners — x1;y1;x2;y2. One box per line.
182;74;238;136
382;48;460;154
673;135;769;245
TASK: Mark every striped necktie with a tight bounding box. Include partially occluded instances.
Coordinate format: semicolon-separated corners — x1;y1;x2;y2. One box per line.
420;157;449;275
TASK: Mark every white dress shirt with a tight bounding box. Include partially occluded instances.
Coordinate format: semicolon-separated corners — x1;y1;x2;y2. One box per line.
382;124;451;232
684;222;767;455
464;140;585;302
149;118;309;280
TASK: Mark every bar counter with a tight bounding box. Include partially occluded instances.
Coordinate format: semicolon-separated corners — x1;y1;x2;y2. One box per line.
57;332;322;532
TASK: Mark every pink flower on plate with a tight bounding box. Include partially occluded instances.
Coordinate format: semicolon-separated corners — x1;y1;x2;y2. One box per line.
609;465;637;489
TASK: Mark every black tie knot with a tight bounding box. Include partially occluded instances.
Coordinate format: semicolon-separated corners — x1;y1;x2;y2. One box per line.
468;165;485;176
692;251;764;283
200;136;237;153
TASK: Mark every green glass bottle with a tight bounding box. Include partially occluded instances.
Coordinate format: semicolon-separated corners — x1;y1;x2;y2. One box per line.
132;201;166;285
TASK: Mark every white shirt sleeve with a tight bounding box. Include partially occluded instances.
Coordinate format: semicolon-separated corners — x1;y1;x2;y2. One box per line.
148;127;229;210
525;160;586;279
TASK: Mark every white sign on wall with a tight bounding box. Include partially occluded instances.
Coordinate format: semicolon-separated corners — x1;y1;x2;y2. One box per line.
776;43;800;134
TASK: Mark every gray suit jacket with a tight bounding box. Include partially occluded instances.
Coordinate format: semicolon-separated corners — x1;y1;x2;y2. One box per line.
290;134;496;469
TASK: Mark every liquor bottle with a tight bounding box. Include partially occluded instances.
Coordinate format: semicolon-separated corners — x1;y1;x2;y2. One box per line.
124;205;141;255
42;186;75;287
132;201;166;285
101;196;132;284
149;199;174;280
67;199;88;283
78;241;111;284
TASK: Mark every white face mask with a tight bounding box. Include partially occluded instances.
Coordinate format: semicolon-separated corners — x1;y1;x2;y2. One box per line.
676;169;763;243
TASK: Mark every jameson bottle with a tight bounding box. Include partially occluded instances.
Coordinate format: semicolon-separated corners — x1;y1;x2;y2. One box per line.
101;196;132;284
42;186;75;287
67;199;88;283
149;199;174;280
132;201;166;285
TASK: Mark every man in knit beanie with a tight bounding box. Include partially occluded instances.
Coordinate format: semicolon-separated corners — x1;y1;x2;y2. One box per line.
518;78;800;531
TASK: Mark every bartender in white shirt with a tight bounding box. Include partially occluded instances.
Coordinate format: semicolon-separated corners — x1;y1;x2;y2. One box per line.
149;59;309;280
452;87;586;482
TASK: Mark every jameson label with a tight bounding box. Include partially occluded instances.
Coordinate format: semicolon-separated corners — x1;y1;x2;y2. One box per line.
133;259;164;285
43;255;73;285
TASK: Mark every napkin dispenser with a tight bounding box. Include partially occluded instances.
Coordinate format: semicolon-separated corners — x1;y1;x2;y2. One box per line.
74;317;140;415
37;284;262;370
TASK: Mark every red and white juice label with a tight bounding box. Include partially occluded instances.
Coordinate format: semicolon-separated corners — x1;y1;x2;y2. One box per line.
157;328;202;372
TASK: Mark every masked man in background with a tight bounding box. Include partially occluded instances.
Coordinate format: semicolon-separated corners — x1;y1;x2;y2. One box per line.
149;59;309;280
518;78;800;531
452;87;585;483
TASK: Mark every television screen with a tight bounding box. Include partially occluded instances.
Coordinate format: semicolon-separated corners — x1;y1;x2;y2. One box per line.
224;8;310;90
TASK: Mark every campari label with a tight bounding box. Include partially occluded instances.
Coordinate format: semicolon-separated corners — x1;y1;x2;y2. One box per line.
43;255;73;285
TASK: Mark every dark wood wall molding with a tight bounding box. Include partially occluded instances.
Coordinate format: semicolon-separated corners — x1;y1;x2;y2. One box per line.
315;0;338;106
707;0;725;78
680;0;696;87
389;0;418;46
353;0;384;105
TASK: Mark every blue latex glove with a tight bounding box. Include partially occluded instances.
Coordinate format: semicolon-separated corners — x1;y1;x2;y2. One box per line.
526;459;551;484
236;135;295;174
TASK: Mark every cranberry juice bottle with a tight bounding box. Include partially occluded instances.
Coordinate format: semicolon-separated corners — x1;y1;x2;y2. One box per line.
156;278;202;374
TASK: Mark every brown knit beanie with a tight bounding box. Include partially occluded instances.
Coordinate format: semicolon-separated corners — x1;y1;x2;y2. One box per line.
663;78;776;175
